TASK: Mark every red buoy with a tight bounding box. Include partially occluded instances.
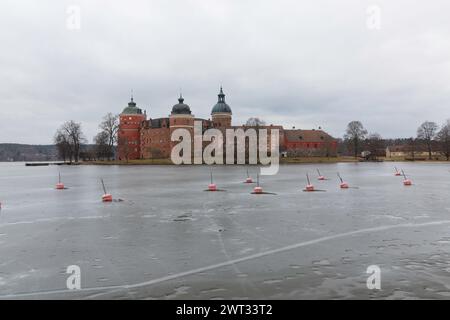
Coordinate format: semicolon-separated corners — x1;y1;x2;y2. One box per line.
337;173;349;189
340;182;349;189
253;186;263;194
207;171;218;191
102;194;113;202
252;173;264;194
401;170;413;186
394;167;401;176
245;169;253;183
317;169;325;180
101;178;113;201
56;172;65;190
305;174;315;191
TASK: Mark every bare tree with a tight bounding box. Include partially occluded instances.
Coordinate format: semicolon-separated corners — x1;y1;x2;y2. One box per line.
94;131;111;160
417;121;438;160
99;113;119;159
365;133;384;160
437;120;450;161
344;121;368;158
408;137;417;161
57;121;86;163
54;129;72;162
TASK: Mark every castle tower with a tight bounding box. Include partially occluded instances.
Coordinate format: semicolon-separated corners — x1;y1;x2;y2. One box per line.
169;94;194;156
118;93;146;160
211;87;232;128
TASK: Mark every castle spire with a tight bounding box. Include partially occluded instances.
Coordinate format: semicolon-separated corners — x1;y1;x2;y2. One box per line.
218;86;225;103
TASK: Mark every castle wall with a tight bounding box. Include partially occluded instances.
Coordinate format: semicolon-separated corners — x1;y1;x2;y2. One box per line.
285;141;337;157
140;127;171;159
118;114;146;160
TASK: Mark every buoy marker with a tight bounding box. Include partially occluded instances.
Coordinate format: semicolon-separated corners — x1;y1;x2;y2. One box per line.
305;173;315;192
394;167;402;176
251;174;276;194
245;169;253;183
402;170;412;186
208;170;217;191
337;173;349;189
101;178;113;202
253;173;263;194
317;169;325;181
56;172;65;190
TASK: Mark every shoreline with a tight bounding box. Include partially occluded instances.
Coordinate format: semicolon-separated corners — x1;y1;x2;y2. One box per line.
5;158;449;166
79;157;450;165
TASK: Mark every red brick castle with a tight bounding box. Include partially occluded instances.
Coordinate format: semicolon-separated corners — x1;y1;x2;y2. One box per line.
117;88;337;161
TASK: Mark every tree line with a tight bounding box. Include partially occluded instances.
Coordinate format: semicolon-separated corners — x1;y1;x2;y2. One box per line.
54;113;118;162
343;120;450;160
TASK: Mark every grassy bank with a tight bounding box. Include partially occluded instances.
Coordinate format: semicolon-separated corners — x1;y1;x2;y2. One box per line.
280;156;358;164
83;159;173;165
78;156;450;166
83;157;358;165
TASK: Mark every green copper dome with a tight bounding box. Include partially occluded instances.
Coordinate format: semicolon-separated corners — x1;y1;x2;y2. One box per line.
121;96;143;115
171;95;192;115
211;87;232;114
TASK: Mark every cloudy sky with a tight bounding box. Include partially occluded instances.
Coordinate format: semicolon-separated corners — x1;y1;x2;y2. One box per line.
1;0;450;144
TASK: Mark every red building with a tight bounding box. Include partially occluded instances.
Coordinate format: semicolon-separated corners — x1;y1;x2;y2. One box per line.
117;88;337;160
284;129;337;157
117;96;146;161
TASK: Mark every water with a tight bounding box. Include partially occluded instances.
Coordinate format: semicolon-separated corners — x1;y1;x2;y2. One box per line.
0;162;449;299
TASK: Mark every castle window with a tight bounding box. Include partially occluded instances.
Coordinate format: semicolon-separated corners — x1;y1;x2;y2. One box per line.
299;136;303;140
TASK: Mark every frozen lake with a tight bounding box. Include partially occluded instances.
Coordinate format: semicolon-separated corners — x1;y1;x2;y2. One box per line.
0;161;450;299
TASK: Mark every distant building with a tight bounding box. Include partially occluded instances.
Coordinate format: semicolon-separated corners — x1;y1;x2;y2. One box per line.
117;88;337;160
284;129;337;157
386;145;440;158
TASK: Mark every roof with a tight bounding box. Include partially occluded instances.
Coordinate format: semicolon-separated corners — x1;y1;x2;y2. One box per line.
171;95;192;115
211;87;232;114
284;129;335;142
121;98;143;115
387;145;430;152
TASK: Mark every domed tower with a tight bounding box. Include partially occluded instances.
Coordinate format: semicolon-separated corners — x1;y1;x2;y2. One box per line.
169;94;194;127
211;87;232;128
169;94;194;150
118;93;146;160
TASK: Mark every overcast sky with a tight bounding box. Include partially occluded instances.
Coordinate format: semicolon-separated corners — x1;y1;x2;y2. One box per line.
1;0;450;144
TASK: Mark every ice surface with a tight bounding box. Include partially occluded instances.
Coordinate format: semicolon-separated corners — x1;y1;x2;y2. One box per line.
0;162;449;299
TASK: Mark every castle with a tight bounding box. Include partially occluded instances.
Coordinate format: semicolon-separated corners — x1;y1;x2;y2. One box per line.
117;88;337;161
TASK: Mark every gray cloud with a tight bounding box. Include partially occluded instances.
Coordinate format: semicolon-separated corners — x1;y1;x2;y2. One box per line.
1;0;450;143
